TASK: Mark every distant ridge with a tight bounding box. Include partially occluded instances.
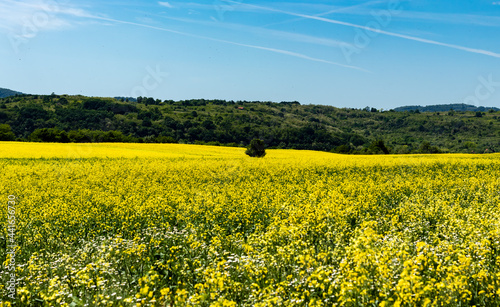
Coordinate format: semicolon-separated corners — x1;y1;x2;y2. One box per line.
394;103;499;112
0;88;24;98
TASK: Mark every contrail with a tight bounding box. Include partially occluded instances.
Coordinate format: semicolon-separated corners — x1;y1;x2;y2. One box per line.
263;0;387;28
225;40;367;70
149;13;348;48
85;15;369;72
226;0;500;59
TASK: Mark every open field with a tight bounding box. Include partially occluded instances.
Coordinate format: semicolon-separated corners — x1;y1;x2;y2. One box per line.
1;143;500;306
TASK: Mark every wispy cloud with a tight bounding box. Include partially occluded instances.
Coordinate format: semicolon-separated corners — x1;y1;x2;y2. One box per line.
151;13;349;48
0;0;94;36
0;0;365;70
344;8;500;28
266;1;500;29
263;0;388;28
163;1;383;15
158;2;174;9
226;1;500;59
82;14;368;72
221;41;368;71
404;11;500;27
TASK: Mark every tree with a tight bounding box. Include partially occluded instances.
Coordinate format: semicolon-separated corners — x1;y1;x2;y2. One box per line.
58;97;69;105
333;144;353;154
420;141;440;154
368;140;390;154
246;139;266;157
29;128;69;142
83;98;108;110
0;124;15;141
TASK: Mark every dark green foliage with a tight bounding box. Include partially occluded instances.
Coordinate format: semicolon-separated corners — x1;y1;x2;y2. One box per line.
83;98;108;110
20;105;50;120
114;97;137;103
394;103;499;112
419;141;441;154
156;136;177;143
142;118;152;127
368;140;390;154
350;134;366;147
30;128;70;143
333;144;354;154
83;98;137;114
137;96;161;106
0;88;23;98
246;139;266;157
55;109;113;130
58;97;69;105
0;124;15;141
0;94;499;154
66;129;134;143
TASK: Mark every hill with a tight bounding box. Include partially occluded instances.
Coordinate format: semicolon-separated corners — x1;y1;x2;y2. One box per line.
394;103;499;112
0;94;499;154
0;88;23;98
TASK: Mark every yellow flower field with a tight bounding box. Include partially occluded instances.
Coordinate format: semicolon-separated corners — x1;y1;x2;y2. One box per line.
1;142;499;306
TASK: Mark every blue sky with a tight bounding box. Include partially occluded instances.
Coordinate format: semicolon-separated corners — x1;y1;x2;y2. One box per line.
1;0;499;109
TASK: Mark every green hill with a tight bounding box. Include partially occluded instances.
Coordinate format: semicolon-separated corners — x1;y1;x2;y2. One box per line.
0;88;23;98
0;94;499;154
394;103;499;112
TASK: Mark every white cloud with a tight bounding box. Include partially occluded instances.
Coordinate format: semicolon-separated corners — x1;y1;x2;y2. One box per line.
0;0;93;36
158;2;174;8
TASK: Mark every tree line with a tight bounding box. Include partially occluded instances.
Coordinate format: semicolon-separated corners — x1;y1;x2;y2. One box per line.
0;94;499;154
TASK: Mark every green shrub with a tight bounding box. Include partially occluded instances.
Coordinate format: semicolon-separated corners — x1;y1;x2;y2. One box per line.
246;139;266;157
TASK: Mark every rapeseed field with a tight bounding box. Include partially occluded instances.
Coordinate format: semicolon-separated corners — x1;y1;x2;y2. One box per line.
1;142;499;306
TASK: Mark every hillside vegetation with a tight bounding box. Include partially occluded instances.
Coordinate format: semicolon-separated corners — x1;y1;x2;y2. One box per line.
0;88;23;98
394;103;499;112
1;93;499;154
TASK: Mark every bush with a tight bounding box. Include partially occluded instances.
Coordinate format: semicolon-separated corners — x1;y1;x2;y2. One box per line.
245;139;266;158
0;124;15;141
419;141;440;154
29;128;69;143
333;144;353;154
368;140;390;154
156;136;177;144
83;98;108;110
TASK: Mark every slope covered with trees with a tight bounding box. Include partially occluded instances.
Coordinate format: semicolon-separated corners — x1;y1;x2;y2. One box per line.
0;88;23;98
394;103;499;112
1;93;499;154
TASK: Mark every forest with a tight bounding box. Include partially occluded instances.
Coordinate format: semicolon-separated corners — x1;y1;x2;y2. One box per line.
0;93;498;154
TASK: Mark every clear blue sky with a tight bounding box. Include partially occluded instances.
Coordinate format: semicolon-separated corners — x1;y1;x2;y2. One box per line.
1;0;499;109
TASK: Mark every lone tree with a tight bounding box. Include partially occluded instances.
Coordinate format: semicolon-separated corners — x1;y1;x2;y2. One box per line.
246;139;266;158
368;140;390;154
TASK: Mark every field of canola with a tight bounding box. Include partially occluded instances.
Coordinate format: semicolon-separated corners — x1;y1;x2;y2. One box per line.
1;142;500;306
